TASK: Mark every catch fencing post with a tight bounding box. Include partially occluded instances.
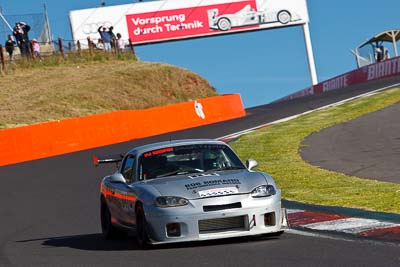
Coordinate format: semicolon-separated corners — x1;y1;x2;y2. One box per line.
128;39;135;55
0;45;5;73
58;37;65;59
112;38;117;56
87;37;93;56
77;40;81;56
30;42;35;60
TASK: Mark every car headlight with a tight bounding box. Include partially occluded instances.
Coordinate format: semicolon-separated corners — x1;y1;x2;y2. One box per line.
155;196;189;208
251;185;276;198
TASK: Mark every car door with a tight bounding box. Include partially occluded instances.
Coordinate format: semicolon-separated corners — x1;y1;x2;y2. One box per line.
115;154;137;226
102;154;136;226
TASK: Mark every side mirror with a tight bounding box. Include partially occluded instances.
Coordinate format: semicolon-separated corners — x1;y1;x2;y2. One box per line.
109;173;126;184
246;159;258;170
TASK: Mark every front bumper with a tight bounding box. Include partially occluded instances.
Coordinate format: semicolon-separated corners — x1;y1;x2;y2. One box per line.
144;192;285;244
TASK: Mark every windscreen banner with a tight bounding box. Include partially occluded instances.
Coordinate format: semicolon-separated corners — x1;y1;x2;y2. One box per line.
69;0;309;45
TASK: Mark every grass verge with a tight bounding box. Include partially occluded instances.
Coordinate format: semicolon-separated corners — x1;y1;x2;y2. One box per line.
231;88;400;214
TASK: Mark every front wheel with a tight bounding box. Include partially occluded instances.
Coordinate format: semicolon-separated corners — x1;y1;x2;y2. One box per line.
135;205;150;249
277;10;291;24
217;18;232;31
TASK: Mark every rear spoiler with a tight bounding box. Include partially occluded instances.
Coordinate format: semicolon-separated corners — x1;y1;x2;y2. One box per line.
93;154;124;167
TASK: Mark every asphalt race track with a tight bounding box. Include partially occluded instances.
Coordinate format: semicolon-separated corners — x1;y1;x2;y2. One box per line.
1;77;400;266
301;102;400;183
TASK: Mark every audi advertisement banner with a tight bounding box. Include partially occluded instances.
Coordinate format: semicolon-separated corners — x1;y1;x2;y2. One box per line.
69;0;309;45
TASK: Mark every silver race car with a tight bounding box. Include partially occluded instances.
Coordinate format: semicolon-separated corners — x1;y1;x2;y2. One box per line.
95;139;288;249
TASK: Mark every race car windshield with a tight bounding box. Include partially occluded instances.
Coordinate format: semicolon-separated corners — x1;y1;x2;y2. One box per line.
138;144;245;180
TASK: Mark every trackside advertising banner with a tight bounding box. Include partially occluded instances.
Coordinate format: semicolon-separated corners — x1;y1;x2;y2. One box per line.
275;56;400;102
69;0;309;45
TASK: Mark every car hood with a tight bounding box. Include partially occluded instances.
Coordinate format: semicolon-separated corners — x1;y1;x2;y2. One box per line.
142;170;268;199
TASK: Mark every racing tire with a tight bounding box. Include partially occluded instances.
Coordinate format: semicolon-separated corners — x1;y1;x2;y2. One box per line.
277;10;291;24
217;18;232;31
135;205;150;250
100;201;124;240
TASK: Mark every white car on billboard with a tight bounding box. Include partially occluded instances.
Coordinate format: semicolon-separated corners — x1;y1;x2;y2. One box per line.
208;4;299;31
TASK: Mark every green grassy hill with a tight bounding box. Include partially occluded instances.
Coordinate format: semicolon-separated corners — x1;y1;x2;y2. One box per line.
0;58;217;129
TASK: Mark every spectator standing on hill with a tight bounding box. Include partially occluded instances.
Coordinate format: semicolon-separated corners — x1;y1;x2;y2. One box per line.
31;39;42;60
382;46;390;60
375;46;383;62
98;25;113;51
116;33;124;51
13;21;31;57
109;26;116;45
5;35;16;62
96;38;105;50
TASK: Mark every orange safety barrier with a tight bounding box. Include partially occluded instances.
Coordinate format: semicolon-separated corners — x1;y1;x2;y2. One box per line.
0;94;245;166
